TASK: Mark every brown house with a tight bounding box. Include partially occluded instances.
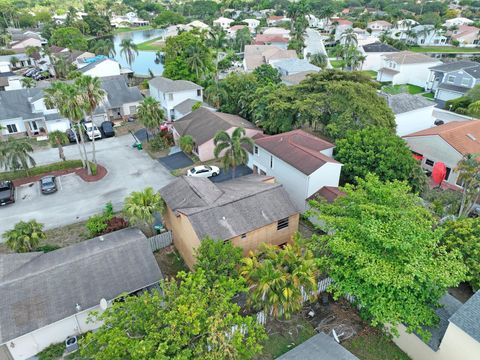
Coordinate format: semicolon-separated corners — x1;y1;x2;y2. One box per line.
159;175;299;269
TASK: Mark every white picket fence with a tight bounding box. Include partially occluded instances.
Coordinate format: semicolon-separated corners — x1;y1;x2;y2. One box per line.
148;231;172;252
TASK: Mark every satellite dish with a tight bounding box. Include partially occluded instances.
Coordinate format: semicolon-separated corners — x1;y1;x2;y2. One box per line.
100;298;108;311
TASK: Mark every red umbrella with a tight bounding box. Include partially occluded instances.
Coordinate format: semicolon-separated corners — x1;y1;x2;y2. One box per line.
432;162;447;185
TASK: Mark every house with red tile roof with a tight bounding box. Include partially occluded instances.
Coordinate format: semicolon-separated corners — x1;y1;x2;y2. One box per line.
267;15;291;26
254;34;289;49
247;129;343;210
403;120;480;187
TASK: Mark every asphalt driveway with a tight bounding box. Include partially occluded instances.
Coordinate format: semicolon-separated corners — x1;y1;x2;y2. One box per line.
158;152;193;170
0;135;173;238
210;165;252;183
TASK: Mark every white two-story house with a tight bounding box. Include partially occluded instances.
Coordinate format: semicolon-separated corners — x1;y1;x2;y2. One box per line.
247;129;343;211
213;17;234;30
376;51;442;87
148;77;203;121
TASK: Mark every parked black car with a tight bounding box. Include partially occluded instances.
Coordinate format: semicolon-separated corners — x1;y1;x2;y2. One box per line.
66;128;77;143
100;121;115;138
0;181;15;205
40;176;57;195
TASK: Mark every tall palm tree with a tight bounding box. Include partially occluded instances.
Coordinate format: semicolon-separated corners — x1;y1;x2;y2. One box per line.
4;220;46;253
208;26;228;50
137;96;164;139
20;77;36;88
48;130;69;161
186;43;207;82
123;187;164;235
2;138;36;175
75;75;106;165
213;127;253;179
52;56;69;79
44;82;89;171
120;39;139;67
240;237;319;319
341;28;358;47
91;39;116;57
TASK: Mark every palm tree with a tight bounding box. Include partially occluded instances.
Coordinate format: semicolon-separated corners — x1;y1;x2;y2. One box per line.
52;56;70;79
75;75;106;165
2;139;36;175
341;28;358;47
91;39;116;57
186;43;207;82
25;45;39;58
309;53;328;68
120;39;139;67
4;220;46;253
48;130;69;161
240;236;319;319
137;96;164;140
455;154;480;217
208;26;228;50
179;135;194;154
9;56;19;69
123;187;164;235
20;77;36;88
213;127;253;179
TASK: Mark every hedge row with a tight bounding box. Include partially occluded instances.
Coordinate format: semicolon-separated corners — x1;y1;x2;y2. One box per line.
0;160;84;181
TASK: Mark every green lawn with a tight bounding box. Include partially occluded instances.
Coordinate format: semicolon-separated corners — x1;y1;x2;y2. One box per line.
137;36;164;51
408;46;480;53
343;330;410;360
330;60;343;69
361;70;377;79
113;25;153;34
422;92;435;99
382;84;425;95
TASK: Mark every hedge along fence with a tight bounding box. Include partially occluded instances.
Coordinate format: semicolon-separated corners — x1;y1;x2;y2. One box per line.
0;160;84;181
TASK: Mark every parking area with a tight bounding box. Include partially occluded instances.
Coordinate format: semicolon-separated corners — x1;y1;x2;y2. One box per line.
0;135;173;237
158;152;194;170
210;165;252;183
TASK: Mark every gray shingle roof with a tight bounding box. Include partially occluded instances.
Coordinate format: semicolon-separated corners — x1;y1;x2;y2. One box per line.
173;98;203;115
281;70;316;86
464;66;480;79
450;290;480;342
78;58;108;73
271;58;321;74
101;75;143;108
0;228;162;343
362;42;398;53
429;61;479;73
0;88;43;121
159;176;298;241
381;93;434;114
173;107;258;145
277;332;359;360
437;82;470;94
149;76;202;93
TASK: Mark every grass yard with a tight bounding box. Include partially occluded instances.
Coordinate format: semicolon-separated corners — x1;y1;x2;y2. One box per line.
154;246;189;279
422;92;435;99
113;25;153;34
361;70;377;79
343;328;410;360
408;46;480;53
382;84;425;95
330;59;343;68
137;37;164;51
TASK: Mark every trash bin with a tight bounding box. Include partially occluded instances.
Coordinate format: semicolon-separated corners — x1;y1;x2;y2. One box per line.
136;142;143;150
65;336;78;352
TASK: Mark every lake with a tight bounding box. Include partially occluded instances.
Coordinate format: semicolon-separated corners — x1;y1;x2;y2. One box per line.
111;28;165;76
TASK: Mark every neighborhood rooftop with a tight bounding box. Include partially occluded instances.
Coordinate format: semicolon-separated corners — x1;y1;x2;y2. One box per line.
159;175;298;241
449;290;480;342
383;51;437;64
149;76;202;92
429;61;480;73
0;228;162;344
362;42;398;53
381;93;434;114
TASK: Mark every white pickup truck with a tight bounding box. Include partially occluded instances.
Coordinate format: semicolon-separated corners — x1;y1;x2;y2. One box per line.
83;122;102;140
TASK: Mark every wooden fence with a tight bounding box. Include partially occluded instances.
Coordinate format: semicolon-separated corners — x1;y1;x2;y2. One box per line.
148;231;172;252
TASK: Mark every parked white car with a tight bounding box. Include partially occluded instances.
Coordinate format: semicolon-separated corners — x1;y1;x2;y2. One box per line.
187;165;220;178
83;122;102;140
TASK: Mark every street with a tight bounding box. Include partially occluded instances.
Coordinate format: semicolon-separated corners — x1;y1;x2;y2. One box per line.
0;135;173;238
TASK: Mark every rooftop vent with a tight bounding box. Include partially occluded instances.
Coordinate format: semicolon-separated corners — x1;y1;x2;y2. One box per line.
467;133;477;141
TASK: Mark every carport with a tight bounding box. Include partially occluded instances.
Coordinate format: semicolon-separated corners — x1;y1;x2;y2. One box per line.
158;152;193;170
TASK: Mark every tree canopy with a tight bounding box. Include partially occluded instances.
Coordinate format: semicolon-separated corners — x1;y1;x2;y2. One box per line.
50;27;88;50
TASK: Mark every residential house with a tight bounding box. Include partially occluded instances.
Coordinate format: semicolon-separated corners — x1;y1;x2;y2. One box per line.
100;75;144;121
376;51;442;87
0;53;34;69
450;25;480;47
10;36;45;50
110;12;149;28
281;71;316;86
213;16;234;30
270;58;321;76
254;34;289;49
444;17;474;28
262;27;291;38
0;71;22;91
333;18;353;41
228;25;246;38
410;25;448;46
403;120;480;187
278;332;359;360
148;76;203;121
243;18;260;32
52;11;87;25
185;20;210;31
367;20;393;33
0;228;162;360
247;130;342;211
172;107;262;161
267;15;290;26
381;93;436;136
243;45;297;72
159;175;299;268
360;42;399;71
76;57;122;78
426;61;480;101
389;19;420;41
393;291;480;360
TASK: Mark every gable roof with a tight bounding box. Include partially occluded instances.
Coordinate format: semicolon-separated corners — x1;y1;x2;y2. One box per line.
281;70;317;86
271;58;321;73
452;25;479;40
159;176;298;241
173;98;206;115
429;60;479;73
381;93;434;114
173;107;258;145
0;228;162;343
404;120;480;155
255;34;289;44
244;45;297;71
255;130;339;175
368;20;392;27
149;76;202;93
308;186;345;203
384;51;438;65
449;290;480;342
362;42;398;53
101;75;143;107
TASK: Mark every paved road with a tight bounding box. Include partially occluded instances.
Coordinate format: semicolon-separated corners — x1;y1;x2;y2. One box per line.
304;28;332;69
0;135;173;238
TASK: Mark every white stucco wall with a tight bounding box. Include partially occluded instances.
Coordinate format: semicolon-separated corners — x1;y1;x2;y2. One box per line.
82;60;121;78
0;118;26;135
306;162;342;198
148;85;202;121
394;63;442;87
395;106;436;136
362;52;386;71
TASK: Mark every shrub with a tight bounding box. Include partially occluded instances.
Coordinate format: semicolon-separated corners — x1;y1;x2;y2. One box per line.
446;96;471;112
105;216;129;233
149;132;173;151
0;160;83;181
89;162;97;176
86;214;109;238
37;342;65;360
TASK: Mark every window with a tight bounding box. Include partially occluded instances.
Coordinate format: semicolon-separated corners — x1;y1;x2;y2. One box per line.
445;167;451;181
197;89;201;97
456;176;464;187
277;217;289;231
461;77;470;87
254;145;258;155
425;159;434;166
447;75;455;83
241;233;247;239
6;124;18;133
168;93;173;101
270;156;273;168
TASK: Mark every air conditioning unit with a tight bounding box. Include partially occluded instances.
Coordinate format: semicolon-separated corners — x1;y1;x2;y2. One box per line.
65;336;78;353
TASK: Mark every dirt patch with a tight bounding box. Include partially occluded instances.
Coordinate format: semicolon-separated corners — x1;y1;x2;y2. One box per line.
448;282;474;303
114;121;144;137
154;245;189;279
76;164;107;182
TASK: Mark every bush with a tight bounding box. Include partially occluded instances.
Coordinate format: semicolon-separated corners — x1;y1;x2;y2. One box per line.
37;342;65;360
86;214;109;238
149;132;173;151
89;162;97;176
446;96;471;112
105;216;129;233
0;160;83;181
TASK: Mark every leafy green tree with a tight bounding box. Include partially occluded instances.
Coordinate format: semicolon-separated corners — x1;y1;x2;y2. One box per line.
4;220;46;253
241;236;319;319
79;271;267;359
0;139;36;175
48;130;69;161
455;154;480;217
120;39;139;67
83;14;112;36
153;10;185;28
308;174;467;338
90;39;115;57
137;96;164;138
20;77;36;89
123;187;164;234
441;218;480;290
179;135;194;154
334;127;427;192
213;127;253;178
9;56;19;68
234;27;252;52
50;27;88;50
253;64;281;86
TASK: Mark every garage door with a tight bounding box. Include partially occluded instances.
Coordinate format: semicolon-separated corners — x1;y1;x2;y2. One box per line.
437;89;463;102
0;345;13;360
46;119;70;133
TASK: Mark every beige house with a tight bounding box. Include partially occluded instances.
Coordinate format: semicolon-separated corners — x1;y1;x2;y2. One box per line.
243;45;297;72
159;175;299;269
393;291;480;360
